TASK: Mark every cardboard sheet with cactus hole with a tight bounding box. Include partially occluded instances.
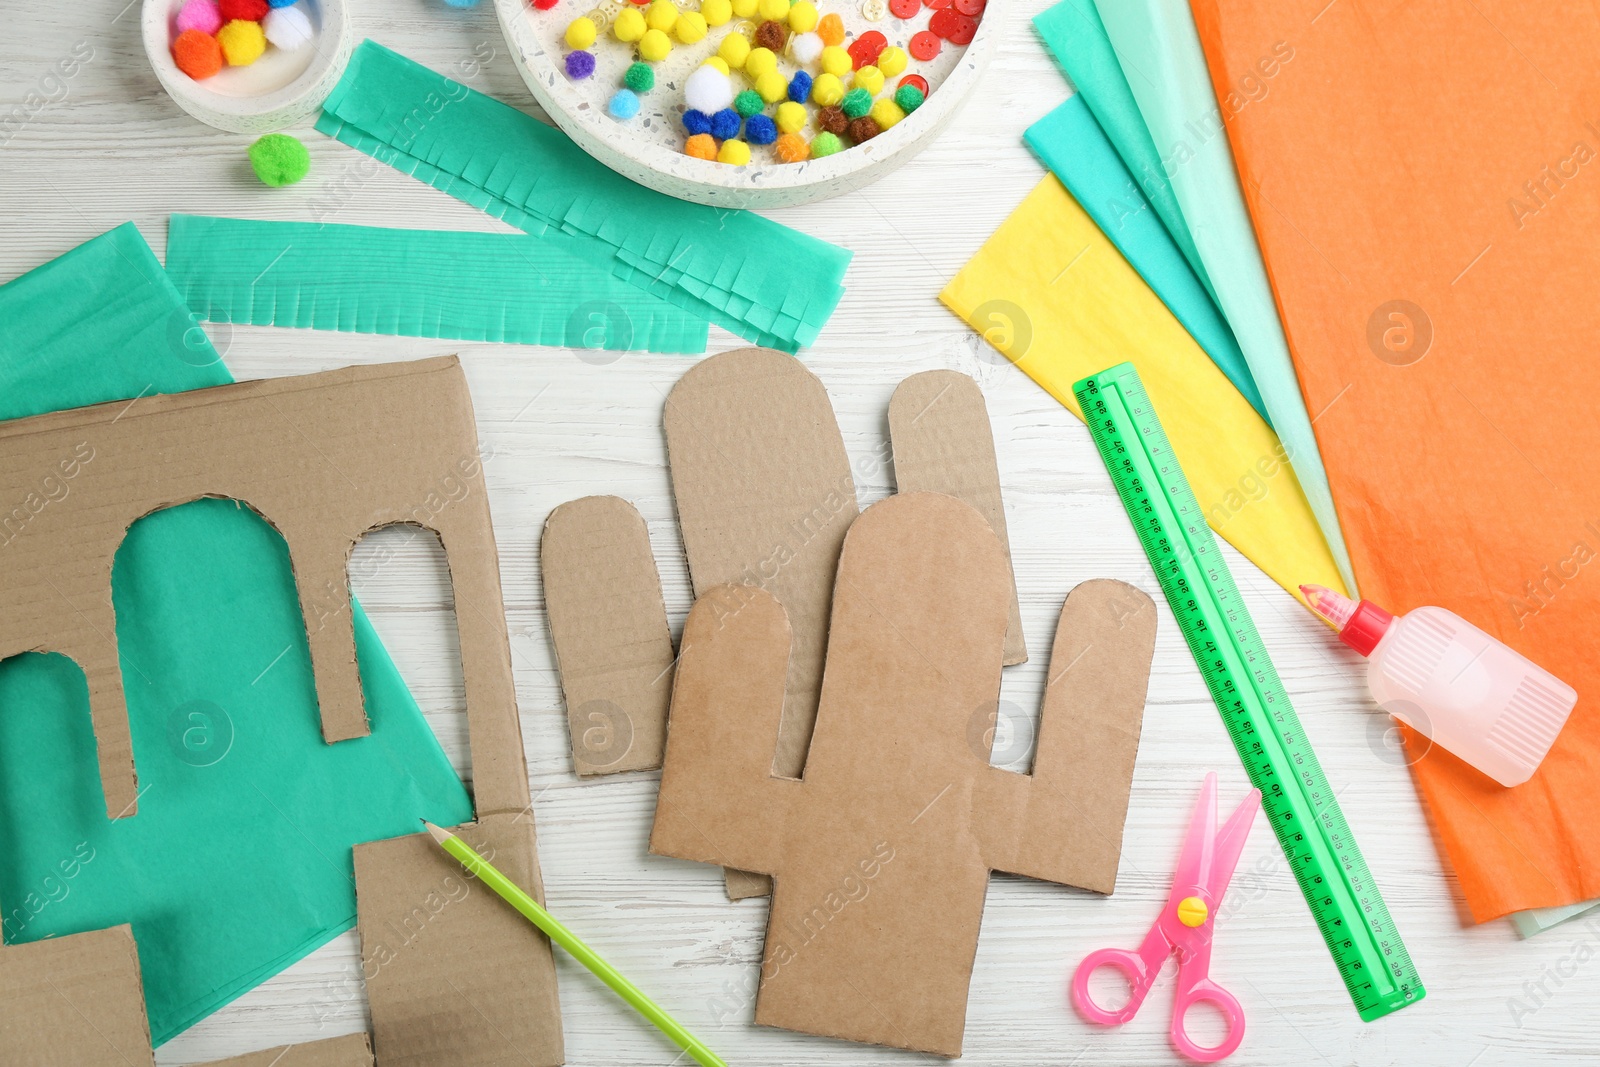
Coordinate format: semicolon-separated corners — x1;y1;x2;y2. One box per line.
515;0;977;164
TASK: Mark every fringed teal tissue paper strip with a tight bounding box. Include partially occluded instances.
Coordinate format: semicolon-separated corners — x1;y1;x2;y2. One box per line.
314;40;851;353
0;223;474;1045
166;215;711;355
1024;96;1266;423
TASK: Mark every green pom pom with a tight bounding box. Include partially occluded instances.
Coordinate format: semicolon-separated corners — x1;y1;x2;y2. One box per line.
624;61;655;92
734;89;764;117
894;84;924;113
841;87;871;119
248;133;310;188
810;130;843;157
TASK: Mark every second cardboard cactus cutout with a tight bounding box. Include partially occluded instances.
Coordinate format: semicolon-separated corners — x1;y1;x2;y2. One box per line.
650;491;1157;1056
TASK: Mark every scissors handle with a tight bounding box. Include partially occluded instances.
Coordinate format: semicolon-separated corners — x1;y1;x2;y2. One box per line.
1170;973;1245;1063
1070;947;1157;1026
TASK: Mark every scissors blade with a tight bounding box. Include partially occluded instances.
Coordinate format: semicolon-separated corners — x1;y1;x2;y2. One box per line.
1205;787;1262;901
1170;773;1219;903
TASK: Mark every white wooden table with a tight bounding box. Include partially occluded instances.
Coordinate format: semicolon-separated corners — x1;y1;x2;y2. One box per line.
3;2;1594;1064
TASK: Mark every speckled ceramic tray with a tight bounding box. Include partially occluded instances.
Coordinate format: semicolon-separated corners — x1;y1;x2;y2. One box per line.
493;0;1000;207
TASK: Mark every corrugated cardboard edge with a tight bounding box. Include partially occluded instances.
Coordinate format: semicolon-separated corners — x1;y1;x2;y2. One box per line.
0;923;155;1066
651;493;1156;1056
541;496;675;775
888;369;1026;665
195;1032;375;1066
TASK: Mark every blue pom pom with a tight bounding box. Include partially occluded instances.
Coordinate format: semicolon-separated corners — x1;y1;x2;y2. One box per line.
608;89;642;120
683;109;713;136
268;0;299;6
440;0;480;7
787;71;813;103
745;114;777;145
710;108;742;139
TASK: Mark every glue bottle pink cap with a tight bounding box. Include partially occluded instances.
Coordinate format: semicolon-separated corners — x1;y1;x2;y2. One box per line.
1300;584;1577;788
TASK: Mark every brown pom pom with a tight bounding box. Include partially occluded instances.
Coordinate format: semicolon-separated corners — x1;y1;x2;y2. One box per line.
816;105;848;134
754;19;788;51
847;115;881;143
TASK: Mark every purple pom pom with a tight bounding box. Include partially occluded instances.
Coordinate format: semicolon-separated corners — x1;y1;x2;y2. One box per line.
565;50;596;79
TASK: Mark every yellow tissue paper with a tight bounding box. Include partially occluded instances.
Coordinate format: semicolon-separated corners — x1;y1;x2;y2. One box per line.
940;175;1345;600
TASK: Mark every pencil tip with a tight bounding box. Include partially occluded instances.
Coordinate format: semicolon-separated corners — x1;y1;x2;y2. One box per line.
422;820;450;844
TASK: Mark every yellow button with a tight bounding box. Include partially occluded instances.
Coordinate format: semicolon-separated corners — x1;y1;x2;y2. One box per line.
1177;895;1209;928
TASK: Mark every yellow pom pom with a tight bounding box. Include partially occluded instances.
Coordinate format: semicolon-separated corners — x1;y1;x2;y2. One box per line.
565;17;597;48
675;11;707;42
731;0;759;16
776;100;807;133
216;19;266;66
744;45;777;78
639;27;673;60
702;55;730;73
876;45;907;78
718;32;751;68
645;0;678;31
853;64;884;96
701;0;733;24
613;8;647;42
787;0;818;31
685;133;718;160
757;0;790;20
869;97;905;129
756;69;787;103
810;71;843;105
820;44;851;77
718;138;752;165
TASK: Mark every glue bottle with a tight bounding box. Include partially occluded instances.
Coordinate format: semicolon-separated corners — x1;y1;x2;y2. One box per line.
1300;585;1578;787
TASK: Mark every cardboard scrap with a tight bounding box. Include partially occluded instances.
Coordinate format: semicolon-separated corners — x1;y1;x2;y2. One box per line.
197;1033;375;1066
889;370;1027;665
0;924;154;1066
650;492;1155;1056
542;496;676;776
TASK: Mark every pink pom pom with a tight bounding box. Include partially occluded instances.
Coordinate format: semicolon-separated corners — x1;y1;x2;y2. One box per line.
175;0;223;35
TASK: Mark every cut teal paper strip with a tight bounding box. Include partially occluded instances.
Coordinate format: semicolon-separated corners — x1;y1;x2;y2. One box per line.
314;40;851;353
0;223;474;1046
1024;96;1267;423
1033;0;1214;305
166;215;710;355
1091;0;1356;595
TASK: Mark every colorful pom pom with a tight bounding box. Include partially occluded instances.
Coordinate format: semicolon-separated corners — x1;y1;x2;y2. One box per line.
682;109;712;135
894;83;924;112
816;11;844;45
731;0;759;16
775;132;810;161
675;11;707;42
216;19;266;65
718;32;750;68
787;70;813;102
820;45;851;77
639;27;673;60
565;50;596;79
613;8;647;41
263;5;314;51
565;16;597;48
734;88;764;117
609;89;642;119
248;132;310;187
172;29;223;79
757;0;790;19
755;70;787;103
175;0;222;35
685;133;718;159
745;113;777;144
898;73;929;95
645;0;678;31
701;0;733;24
718;138;752;164
266;0;296;6
753;19;787;51
686;65;735;112
744;46;778;78
624;61;655;91
870;97;904;129
853;64;884;96
710;107;743;139
218;0;268;20
815;104;847;134
847;115;880;142
790;30;822;65
787;0;818;31
810;72;843;106
876;46;907;78
841;87;872;119
810;130;843;156
776;100;807;133
703;56;730;74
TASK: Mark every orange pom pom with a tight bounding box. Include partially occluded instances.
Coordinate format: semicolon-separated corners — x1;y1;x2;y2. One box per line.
774;132;810;162
816;11;844;45
172;29;223;80
685;133;718;159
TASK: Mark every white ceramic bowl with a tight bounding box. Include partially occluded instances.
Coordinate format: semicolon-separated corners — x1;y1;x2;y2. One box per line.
494;0;1001;207
141;0;352;134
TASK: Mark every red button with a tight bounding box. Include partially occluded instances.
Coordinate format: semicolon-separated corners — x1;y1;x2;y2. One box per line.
946;12;976;42
929;7;974;41
889;0;919;18
898;73;929;94
847;29;887;68
908;30;941;60
923;0;952;9
954;0;984;14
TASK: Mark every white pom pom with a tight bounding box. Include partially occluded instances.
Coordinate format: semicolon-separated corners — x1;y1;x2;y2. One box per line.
685;65;735;114
263;5;315;51
790;31;822;66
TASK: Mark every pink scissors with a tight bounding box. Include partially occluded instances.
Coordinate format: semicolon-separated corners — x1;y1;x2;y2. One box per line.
1071;772;1260;1063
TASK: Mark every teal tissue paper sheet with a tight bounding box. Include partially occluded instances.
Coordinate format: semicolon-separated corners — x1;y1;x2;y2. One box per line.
314;40;852;353
1024;96;1267;423
1032;0;1214;304
1091;0;1356;594
0;223;475;1045
166;215;710;355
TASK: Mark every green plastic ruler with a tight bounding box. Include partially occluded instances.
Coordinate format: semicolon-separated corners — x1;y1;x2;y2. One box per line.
1074;362;1424;1022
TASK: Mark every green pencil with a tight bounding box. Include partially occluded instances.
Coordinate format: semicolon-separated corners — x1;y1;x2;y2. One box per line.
422;821;728;1067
